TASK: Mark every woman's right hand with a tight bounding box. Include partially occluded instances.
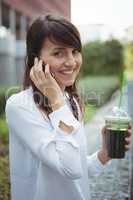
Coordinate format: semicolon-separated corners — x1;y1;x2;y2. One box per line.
30;57;65;109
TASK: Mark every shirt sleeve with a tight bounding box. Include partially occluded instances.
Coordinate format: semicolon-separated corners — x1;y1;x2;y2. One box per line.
87;151;110;176
5;98;82;180
49;104;80;134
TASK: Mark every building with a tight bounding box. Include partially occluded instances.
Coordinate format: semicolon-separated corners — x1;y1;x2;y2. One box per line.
0;0;70;40
0;0;70;86
125;26;133;42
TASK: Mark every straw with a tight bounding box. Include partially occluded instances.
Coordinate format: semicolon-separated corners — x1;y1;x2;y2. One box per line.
118;71;127;109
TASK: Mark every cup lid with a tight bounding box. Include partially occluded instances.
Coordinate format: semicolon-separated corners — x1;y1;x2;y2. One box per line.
105;106;131;123
105;115;131;123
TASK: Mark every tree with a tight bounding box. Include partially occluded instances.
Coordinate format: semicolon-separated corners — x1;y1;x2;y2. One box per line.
124;42;133;79
81;39;124;78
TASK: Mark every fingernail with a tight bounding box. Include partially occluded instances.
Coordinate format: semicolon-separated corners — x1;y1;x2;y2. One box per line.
34;57;38;64
51;72;55;77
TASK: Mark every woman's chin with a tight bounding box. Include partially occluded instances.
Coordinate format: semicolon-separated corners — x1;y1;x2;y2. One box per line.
63;80;75;87
56;78;75;89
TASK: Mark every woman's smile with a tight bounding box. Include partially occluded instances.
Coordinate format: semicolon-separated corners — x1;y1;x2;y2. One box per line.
57;68;78;83
40;38;82;90
58;68;77;75
59;70;74;75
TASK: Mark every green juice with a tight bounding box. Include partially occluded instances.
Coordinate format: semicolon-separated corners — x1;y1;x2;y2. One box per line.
105;116;130;158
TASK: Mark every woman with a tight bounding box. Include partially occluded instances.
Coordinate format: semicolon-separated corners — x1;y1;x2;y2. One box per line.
5;14;131;200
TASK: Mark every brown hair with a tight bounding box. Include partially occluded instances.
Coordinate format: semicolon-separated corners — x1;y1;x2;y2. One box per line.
22;14;85;121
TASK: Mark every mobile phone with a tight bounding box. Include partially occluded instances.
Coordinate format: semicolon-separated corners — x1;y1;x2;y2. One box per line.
42;61;46;73
36;56;46;73
38;57;55;78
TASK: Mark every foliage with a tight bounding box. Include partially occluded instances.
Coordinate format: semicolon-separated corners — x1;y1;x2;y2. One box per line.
0;86;20;116
0;143;10;200
81;39;124;78
124;42;133;78
0;114;8;144
124;42;133;69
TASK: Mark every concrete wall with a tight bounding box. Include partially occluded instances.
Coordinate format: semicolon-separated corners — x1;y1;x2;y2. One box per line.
0;30;16;86
15;40;26;85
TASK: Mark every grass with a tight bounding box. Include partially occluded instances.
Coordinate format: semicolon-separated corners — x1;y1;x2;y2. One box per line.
78;75;119;124
0;114;10;200
0;153;10;200
78;75;119;107
84;104;97;124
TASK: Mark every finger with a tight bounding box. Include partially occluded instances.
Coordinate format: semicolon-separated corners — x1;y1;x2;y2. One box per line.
125;137;131;145
128;123;132;129
30;68;37;83
101;126;106;135
45;64;50;78
34;57;39;68
37;60;46;80
32;57;40;80
127;130;132;137
38;59;43;70
125;144;130;151
33;57;42;82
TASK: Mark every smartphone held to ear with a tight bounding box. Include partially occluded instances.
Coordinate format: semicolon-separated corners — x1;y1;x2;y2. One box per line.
42;60;55;78
42;61;46;73
35;56;55;78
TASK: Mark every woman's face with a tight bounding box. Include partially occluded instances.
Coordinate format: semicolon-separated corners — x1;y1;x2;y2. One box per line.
40;38;82;91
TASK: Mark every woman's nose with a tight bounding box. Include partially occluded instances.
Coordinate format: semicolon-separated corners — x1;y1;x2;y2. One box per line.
64;56;76;67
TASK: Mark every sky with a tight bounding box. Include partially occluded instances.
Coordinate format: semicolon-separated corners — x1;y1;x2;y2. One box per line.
71;0;133;30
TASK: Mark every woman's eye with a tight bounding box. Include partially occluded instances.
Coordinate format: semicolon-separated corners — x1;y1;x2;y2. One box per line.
53;52;63;57
72;49;80;54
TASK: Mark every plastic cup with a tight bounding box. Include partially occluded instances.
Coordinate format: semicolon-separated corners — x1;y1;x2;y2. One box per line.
105;115;131;158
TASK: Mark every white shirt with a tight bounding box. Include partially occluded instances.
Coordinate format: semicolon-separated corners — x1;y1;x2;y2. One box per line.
5;86;107;200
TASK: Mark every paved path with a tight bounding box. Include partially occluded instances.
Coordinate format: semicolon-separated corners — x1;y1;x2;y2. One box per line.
84;92;132;200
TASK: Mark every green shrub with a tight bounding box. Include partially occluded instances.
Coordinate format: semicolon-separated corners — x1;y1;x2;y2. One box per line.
0;86;20;116
81;39;124;78
0;85;20;200
0;143;10;200
0;114;8;144
0;113;10;199
124;42;133;77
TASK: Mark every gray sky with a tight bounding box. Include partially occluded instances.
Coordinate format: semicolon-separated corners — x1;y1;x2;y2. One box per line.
71;0;133;29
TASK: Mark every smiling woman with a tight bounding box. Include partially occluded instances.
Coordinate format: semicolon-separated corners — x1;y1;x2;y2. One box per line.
24;14;84;121
40;39;82;90
5;13;131;200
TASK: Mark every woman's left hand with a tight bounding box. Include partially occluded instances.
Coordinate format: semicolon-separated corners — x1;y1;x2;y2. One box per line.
100;124;132;160
124;124;132;151
98;124;132;164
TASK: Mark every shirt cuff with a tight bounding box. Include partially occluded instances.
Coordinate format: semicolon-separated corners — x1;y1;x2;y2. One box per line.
49;104;80;135
87;151;107;173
